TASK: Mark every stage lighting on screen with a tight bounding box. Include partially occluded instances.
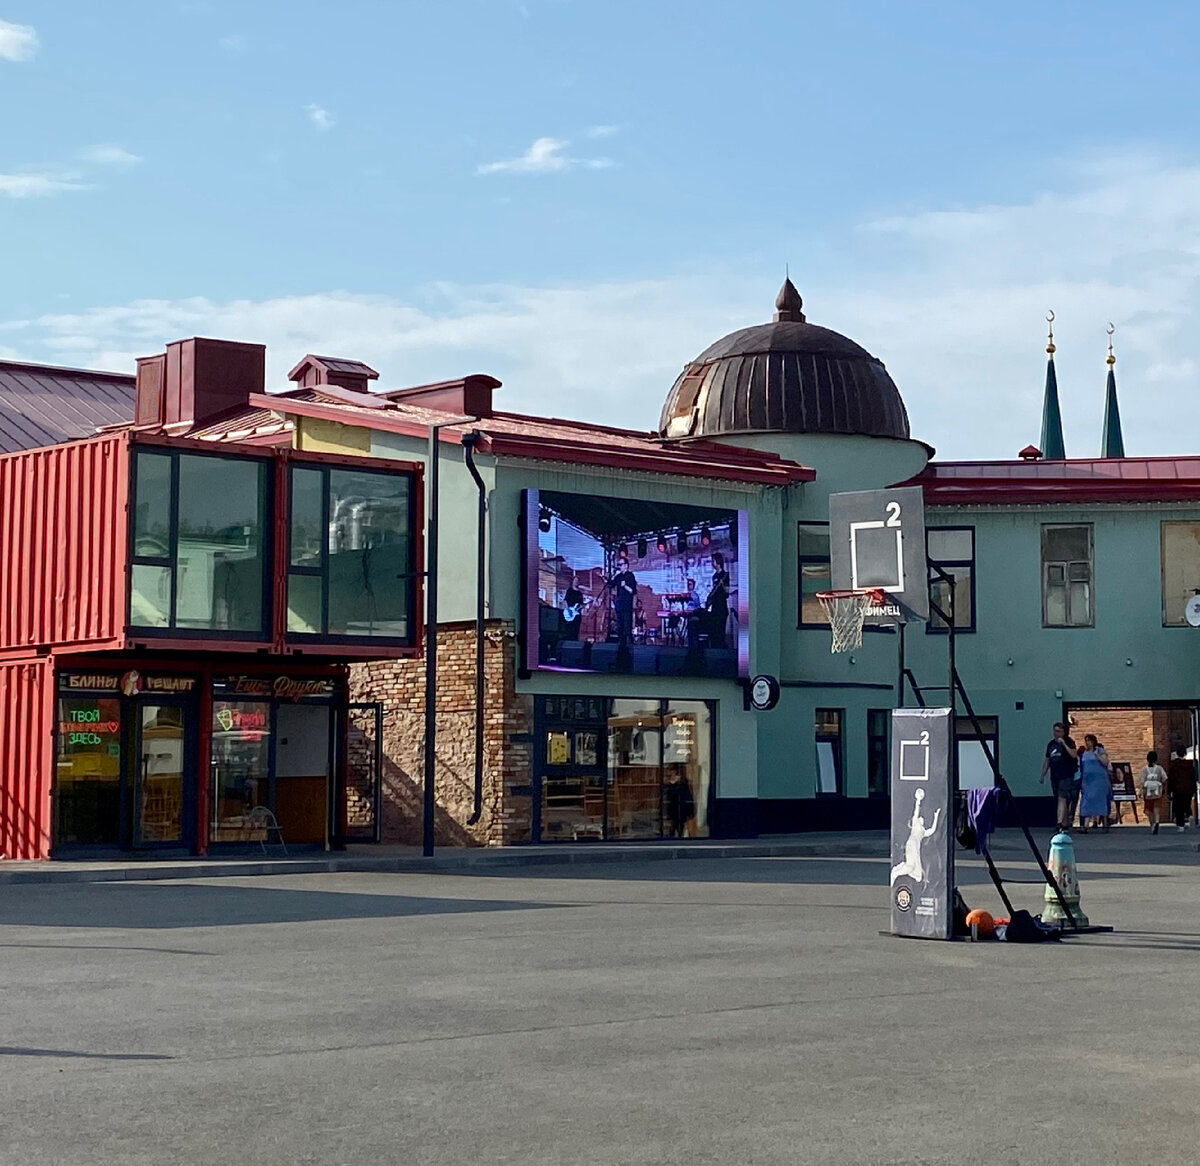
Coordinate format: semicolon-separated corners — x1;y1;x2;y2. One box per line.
657;532;668;554
637;538;648;558
538;507;552;533
700;525;712;547
677;532;687;553
618;542;628;558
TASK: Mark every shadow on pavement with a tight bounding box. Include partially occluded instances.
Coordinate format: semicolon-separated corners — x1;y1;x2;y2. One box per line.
0;1046;171;1061
0;883;565;930
467;855;1166;888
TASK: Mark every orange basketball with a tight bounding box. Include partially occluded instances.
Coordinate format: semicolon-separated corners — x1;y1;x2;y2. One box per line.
965;909;995;935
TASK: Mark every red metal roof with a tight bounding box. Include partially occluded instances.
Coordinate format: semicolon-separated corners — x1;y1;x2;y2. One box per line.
0;359;134;454
235;387;816;486
912;456;1200;505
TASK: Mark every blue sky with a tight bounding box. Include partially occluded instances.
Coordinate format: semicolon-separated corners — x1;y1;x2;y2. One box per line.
4;1;1200;457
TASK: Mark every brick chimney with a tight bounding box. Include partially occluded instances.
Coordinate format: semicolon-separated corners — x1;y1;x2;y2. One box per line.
135;338;266;429
384;375;501;419
287;355;379;395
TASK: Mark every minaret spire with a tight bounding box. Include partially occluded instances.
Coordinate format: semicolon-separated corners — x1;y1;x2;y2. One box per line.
1100;322;1125;458
1040;310;1066;459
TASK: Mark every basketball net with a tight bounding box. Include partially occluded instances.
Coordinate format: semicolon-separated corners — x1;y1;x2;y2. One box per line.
816;589;888;653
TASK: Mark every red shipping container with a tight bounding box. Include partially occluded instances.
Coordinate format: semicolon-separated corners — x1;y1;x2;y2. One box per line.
0;657;53;859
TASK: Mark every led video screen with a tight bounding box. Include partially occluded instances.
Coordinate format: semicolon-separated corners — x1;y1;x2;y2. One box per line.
523;489;750;678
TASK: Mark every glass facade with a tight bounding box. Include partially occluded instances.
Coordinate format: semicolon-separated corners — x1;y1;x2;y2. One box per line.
55;696;123;845
130;449;269;635
210;699;272;842
537;696;713;842
288;464;414;640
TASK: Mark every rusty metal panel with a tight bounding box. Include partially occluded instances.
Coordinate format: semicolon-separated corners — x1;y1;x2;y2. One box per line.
0;657;53;859
0;434;129;653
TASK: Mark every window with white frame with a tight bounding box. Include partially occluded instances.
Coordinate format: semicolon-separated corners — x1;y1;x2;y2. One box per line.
1042;524;1093;627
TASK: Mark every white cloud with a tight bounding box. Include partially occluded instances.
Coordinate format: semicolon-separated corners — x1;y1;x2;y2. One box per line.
585;124;618;138
476;136;612;175
218;33;247;52
0;171;88;198
0;18;37;61
8;152;1200;460
305;104;335;131
79;144;141;167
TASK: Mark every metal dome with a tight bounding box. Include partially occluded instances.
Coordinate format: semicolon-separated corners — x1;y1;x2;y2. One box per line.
659;280;909;441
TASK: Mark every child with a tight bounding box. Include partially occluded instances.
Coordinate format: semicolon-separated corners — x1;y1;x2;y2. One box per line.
1140;750;1167;836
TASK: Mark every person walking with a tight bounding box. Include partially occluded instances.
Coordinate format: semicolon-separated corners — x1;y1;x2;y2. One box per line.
1167;751;1197;832
1039;722;1078;832
1077;735;1112;833
1140;750;1167;835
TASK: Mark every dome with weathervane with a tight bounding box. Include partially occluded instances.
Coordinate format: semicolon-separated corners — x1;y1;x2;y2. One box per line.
659;279;910;442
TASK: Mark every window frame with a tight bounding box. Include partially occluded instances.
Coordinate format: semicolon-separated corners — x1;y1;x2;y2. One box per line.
925;525;976;634
128;445;273;640
814;707;844;797
955;715;999;791
1041;523;1094;628
1159;520;1200;627
797;521;892;634
867;708;890;798
285;459;419;647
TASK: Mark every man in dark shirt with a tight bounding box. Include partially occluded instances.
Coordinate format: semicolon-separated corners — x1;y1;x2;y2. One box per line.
1039;721;1078;832
610;554;638;656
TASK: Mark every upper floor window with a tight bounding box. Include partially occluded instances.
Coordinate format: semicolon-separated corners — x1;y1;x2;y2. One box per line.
926;526;975;632
1042;524;1093;627
797;522;831;627
287;464;415;641
1161;521;1200;626
130;449;269;636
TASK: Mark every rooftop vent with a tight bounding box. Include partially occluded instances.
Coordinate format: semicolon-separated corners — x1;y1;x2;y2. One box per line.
135;338;266;430
287;355;380;395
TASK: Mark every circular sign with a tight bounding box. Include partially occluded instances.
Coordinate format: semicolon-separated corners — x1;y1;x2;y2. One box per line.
1185;595;1200;628
895;886;913;912
749;674;780;712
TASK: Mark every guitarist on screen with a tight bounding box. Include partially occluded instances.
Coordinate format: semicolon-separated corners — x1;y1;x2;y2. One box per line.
560;572;585;641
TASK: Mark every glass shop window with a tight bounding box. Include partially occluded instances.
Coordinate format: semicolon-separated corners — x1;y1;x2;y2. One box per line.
815;708;844;796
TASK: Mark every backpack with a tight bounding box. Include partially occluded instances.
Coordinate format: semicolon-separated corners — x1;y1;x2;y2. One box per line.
1141;766;1164;799
1005;909;1060;943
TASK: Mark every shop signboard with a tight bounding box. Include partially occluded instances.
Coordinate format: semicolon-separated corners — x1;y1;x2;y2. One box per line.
60;671;198;695
890;707;954;940
218;675;338;700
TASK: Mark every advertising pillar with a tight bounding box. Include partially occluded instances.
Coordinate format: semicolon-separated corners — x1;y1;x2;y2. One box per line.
890;707;954;939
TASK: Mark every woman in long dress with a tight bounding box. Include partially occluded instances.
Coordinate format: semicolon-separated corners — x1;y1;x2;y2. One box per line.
1077;734;1112;833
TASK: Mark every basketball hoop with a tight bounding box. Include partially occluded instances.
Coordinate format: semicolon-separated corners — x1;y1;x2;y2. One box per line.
816;588;888;653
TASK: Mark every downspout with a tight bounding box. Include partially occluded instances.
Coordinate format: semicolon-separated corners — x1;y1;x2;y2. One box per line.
461;431;486;826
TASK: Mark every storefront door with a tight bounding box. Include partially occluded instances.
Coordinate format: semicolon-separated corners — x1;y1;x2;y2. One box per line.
134;700;192;848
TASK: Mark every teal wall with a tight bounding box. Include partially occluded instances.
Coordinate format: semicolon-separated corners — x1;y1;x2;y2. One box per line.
365;423;1200;822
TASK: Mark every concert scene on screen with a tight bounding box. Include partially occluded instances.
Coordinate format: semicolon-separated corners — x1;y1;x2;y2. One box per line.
524;489;750;678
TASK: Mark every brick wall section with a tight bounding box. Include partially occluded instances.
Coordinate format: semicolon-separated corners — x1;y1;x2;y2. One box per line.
1068;707;1193;793
349;620;533;846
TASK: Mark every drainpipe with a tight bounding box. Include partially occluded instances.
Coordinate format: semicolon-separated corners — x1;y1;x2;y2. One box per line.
461;431;486;826
422;416;477;858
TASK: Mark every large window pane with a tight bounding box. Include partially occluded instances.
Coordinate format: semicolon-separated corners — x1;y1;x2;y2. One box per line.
287;574;323;634
1042;524;1092;627
867;709;890;797
290;467;325;568
326;469;411;638
175;455;267;633
664;701;711;838
55;696;122;846
608;698;662;839
133;452;172;557
798;522;831;627
130;564;172;627
210;700;271;841
1162;522;1200;625
815;708;843;795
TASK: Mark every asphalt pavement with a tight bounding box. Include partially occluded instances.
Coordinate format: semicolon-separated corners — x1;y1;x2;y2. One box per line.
1;827;1197;1166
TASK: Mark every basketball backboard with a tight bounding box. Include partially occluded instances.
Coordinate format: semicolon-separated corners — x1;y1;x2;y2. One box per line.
829;485;928;622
